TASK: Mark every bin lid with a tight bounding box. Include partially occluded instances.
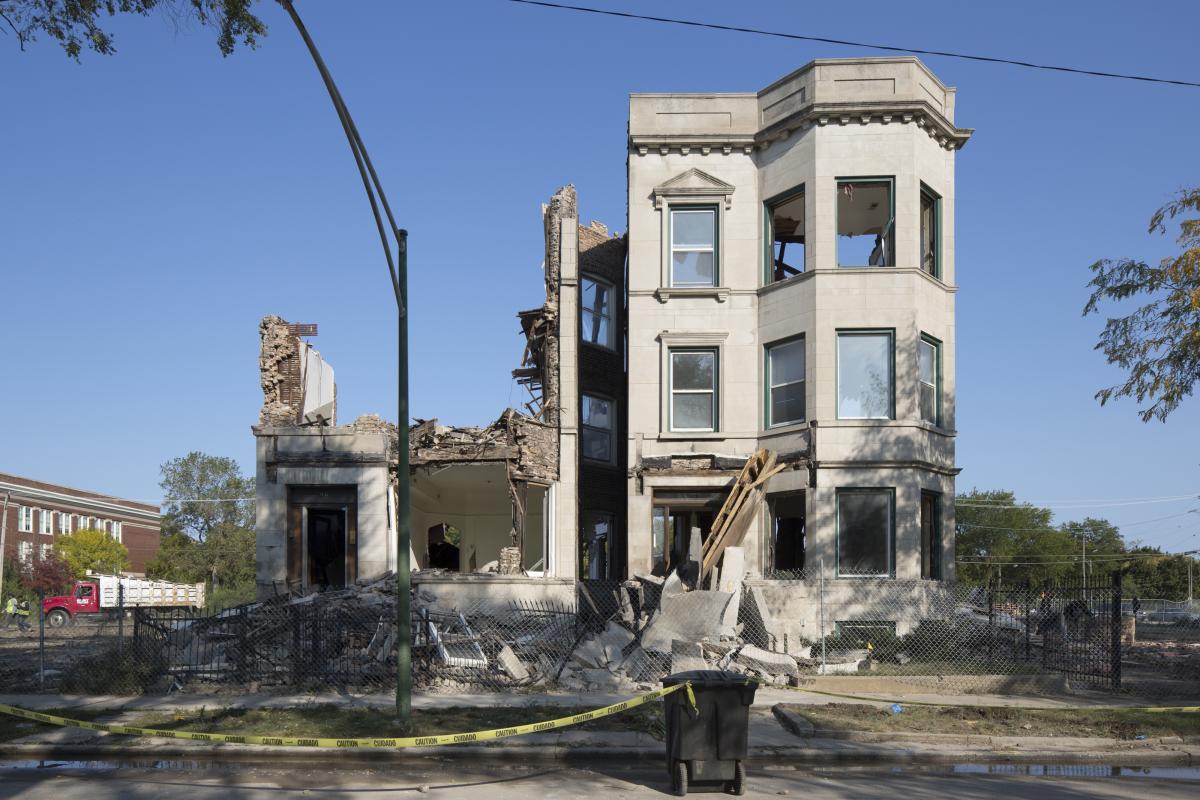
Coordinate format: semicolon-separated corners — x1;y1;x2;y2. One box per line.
662;670;758;690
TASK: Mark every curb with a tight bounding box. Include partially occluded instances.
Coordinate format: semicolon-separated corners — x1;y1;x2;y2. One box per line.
0;740;1195;767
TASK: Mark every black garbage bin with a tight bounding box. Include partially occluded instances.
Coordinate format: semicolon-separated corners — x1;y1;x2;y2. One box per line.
662;670;757;796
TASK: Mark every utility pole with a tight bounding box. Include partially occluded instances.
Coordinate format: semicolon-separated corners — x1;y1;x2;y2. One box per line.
0;493;10;604
282;0;411;720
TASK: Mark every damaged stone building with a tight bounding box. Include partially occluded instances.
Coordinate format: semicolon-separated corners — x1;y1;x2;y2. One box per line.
252;185;628;606
253;55;967;643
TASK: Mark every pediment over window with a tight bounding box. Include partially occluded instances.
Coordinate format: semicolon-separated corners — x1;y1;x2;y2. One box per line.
652;168;735;209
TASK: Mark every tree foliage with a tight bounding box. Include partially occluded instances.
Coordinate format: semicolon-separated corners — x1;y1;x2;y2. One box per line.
159;451;254;541
956;489;1195;598
55;528;130;578
0;0;268;60
1084;187;1200;422
19;548;75;596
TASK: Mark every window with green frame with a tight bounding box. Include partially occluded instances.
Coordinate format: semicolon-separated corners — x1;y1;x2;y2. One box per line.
837;178;894;267
918;334;941;426
669;206;718;287
766;336;805;427
837;330;894;419
836;488;894;578
920;184;941;277
765;186;805;283
669;348;718;432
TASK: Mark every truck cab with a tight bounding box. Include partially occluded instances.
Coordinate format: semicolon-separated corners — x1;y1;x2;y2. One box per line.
42;581;100;627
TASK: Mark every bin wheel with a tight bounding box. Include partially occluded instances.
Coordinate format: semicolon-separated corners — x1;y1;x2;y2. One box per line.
673;760;688;796
729;760;746;795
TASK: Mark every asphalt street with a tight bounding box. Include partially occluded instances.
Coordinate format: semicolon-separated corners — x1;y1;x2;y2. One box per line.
0;761;1196;798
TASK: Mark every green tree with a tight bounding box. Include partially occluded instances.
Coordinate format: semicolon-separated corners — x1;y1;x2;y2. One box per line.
144;524;206;584
55;528;130;578
1122;549;1193;600
955;490;1079;587
1083;187;1200;422
159;451;254;542
0;0;267;60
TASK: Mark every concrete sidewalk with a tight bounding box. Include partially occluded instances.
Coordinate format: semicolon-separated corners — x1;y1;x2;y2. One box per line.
1;691;1196;768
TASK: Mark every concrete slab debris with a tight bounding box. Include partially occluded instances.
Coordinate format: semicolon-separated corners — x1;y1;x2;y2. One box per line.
736;644;799;678
640;590;734;652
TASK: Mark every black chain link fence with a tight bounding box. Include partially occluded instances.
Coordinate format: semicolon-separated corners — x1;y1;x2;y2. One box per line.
2;572;1197;701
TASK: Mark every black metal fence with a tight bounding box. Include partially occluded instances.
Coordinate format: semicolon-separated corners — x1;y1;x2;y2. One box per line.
990;573;1122;690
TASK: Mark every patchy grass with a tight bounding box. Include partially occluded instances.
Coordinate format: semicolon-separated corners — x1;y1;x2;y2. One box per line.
781;702;1200;740
0;708;111;742
132;703;666;741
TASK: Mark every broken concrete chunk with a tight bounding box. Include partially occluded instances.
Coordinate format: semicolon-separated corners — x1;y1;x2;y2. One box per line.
735;644;799;678
640;591;734;652
816;659;864;675
670;640;708;673
599;622;636;664
497;645;530;682
572;637;608;669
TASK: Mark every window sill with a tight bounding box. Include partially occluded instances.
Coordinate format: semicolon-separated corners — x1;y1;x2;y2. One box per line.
657;431;728;441
655;286;730;303
761;421;809;438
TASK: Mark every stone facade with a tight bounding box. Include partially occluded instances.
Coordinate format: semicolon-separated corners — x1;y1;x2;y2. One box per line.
624;58;969;629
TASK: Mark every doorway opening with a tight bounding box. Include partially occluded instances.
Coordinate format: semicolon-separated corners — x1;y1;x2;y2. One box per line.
287;485;358;592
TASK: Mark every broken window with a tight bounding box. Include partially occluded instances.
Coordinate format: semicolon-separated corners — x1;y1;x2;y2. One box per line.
669;349;718;432
427;523;461;571
837;488;893;578
581;394;615;463
766;187;805;282
581;275;615;349
768;492;805;577
651;490;724;576
837;331;893;419
920;184;941;277
921;490;943;580
670;207;717;287
580;511;612;579
919;335;940;426
766;337;805;427
837;179;894;267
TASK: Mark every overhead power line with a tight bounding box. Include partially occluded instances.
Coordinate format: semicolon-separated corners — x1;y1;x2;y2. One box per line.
508;0;1200;89
955;494;1198;510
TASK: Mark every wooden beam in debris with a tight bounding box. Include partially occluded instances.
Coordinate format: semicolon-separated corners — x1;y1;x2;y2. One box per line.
700;449;787;581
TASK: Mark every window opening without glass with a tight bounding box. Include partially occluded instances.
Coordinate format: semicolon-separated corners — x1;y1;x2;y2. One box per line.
580;511;613;580
837;180;894;267
837;331;893;419
651;490;724;577
921;491;942;580
581;394;615;463
837;489;893;578
670;349;717;431
920;185;940;277
581;276;615;349
767;189;804;282
768;492;806;576
919;336;940;426
767;338;805;427
670;207;717;287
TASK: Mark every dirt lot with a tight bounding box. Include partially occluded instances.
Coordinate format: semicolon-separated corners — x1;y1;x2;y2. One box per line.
0;619;131;692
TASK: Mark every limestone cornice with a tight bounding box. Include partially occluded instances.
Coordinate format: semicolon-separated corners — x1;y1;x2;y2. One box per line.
630;100;973;156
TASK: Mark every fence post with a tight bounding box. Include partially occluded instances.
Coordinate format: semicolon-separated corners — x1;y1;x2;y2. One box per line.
117;582;125;658
38;589;45;691
818;558;827;675
987;583;995;664
1024;581;1031;663
1111;571;1122;692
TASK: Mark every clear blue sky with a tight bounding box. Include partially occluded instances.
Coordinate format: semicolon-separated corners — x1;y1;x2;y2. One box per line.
3;1;1197;552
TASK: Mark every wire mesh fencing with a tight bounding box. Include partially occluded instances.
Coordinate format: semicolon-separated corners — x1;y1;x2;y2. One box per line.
2;570;1196;702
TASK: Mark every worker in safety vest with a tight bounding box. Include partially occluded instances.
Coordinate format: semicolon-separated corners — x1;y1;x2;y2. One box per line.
2;596;16;628
12;600;31;632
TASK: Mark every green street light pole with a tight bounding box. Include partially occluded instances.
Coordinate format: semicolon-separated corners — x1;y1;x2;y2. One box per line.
283;0;411;719
395;230;412;719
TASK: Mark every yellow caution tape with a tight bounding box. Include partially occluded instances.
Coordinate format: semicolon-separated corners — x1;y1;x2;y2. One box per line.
752;679;1200;712
0;683;687;749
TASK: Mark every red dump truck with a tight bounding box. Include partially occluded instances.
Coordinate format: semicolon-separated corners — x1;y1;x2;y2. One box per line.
42;574;206;627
